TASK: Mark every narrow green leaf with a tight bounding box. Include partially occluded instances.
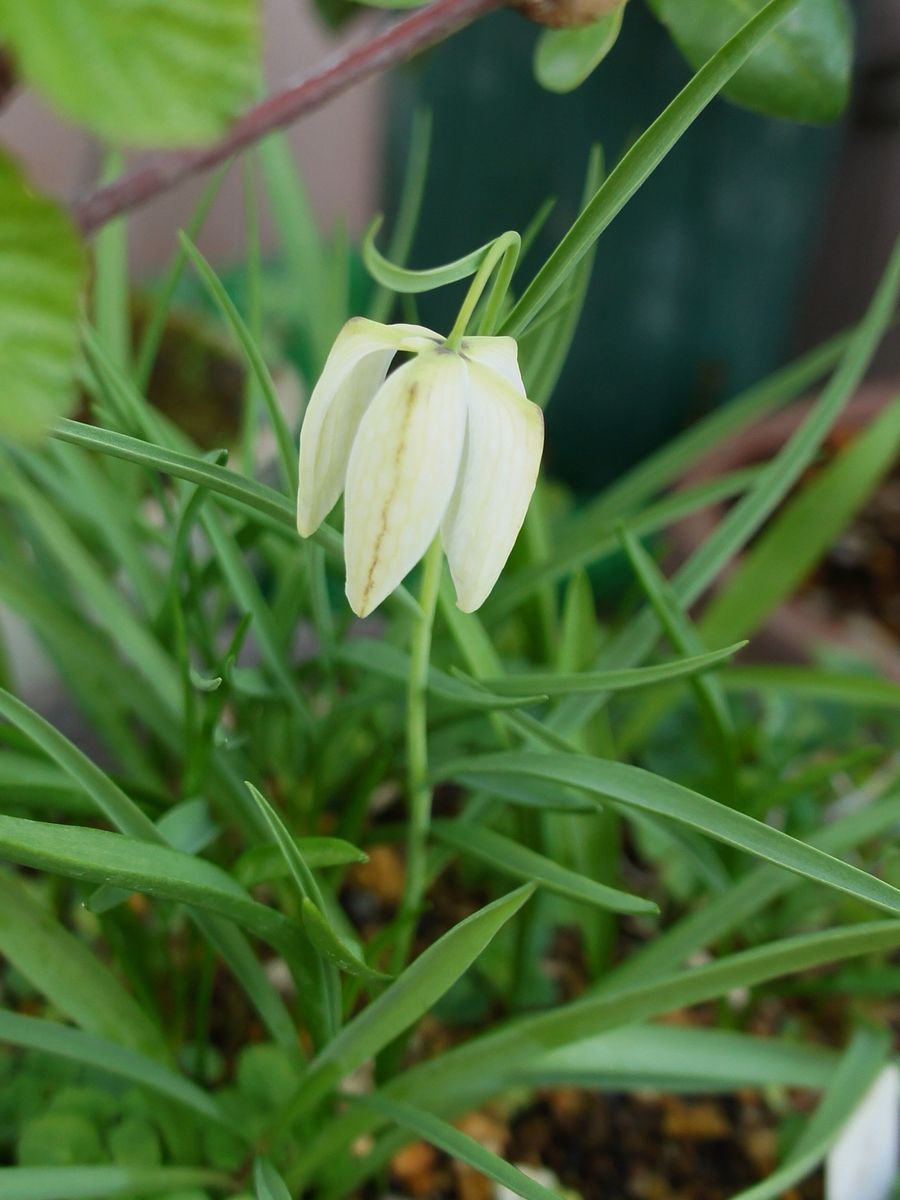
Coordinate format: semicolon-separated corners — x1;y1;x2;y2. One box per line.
600;788;900;993
50;419;419;616
551;235;900;736
135;169;227;391
619;527;738;790
301;898;390;981
439;751;900;916
573;323;863;527
520;1025;836;1092
280;885;535;1124
396;921;900;1106
236;837;367;887
648;0;852;123
432;819;658;915
0;1165;229;1200
299;922;900;1185
469;642;744;697
534;7;624;93
723;665;900;709
354;1094;565;1200
502;0;803;334
180;233;297;492
0;813;303;955
0;872;165;1059
702;397;900;646
0;0;258;145
727;1027;889;1200
490;467;758;616
339;641;547;709
0;152;86;442
254;1158;292;1200
0;1012;239;1132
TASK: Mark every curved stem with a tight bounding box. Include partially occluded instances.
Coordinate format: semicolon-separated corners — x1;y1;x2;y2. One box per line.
395;536;444;966
73;0;503;235
445;231;519;348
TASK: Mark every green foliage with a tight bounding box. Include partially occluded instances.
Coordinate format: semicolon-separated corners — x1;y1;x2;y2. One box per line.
0;154;85;443
647;0;853;123
0;4;895;1199
534;7;625;94
0;0;259;146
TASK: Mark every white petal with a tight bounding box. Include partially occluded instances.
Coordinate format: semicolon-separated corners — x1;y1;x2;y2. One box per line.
296;317;439;535
463;335;526;394
344;351;468;617
442;360;543;613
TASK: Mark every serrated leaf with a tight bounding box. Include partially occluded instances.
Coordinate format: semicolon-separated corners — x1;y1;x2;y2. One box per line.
648;0;852;123
0;153;85;442
0;0;259;146
534;6;624;93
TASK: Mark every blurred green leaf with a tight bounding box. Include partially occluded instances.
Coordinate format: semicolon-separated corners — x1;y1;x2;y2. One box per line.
0;0;259;145
0;1012;240;1131
0;872;166;1059
0;1166;227;1200
235;837;367;888
439;751;900;916
254;1158;291;1200
0;814;305;956
503;0;804;335
354;1093;565;1200
534;7;624;93
432;819;657;914
702;398;900;645
0;153;85;442
648;0;852;123
469;642;744;697
728;1027;889;1200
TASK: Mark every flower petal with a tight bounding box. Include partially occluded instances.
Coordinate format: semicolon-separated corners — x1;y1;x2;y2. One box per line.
442;360;544;613
296;317;439;535
463;335;526;394
344;351;468;617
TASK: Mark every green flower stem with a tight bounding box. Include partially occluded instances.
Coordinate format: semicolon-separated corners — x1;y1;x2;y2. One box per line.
395;535;445;968
445;232;520;349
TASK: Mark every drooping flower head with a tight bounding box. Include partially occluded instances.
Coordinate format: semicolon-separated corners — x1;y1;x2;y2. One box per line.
297;318;543;617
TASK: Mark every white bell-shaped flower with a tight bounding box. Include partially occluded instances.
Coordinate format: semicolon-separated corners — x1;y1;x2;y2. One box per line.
297;317;544;617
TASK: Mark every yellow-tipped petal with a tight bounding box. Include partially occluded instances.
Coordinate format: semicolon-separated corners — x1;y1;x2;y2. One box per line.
296;317;438;536
442;360;543;613
463;335;526;394
344;351;468;617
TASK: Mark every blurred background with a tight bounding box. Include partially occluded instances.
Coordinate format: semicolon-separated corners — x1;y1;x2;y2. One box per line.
6;0;899;488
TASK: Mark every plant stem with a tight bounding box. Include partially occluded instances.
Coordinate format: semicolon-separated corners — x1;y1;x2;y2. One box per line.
395;536;444;967
73;0;504;235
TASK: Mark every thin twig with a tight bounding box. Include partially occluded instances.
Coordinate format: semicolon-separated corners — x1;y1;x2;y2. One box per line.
73;0;504;235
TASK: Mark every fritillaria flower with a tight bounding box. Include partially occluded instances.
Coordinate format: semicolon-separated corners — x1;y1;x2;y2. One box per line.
296;318;543;617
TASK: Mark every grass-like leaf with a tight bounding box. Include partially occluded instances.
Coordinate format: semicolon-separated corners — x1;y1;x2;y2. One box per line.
354;1093;565;1200
0;1012;239;1132
438;751;900;916
502;0;803;334
0;1166;230;1200
432;819;658;915
0;872;166;1059
468;642;744;698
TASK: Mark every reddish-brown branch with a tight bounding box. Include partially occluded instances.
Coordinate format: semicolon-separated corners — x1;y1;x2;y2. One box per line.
73;0;504;235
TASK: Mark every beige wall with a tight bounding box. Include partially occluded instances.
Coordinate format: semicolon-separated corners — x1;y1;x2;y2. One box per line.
3;0;384;274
